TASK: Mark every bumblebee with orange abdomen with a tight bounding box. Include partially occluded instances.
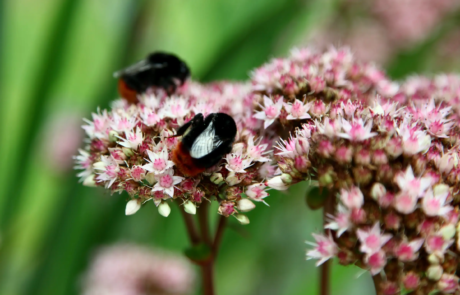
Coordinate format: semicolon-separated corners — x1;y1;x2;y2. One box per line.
172;113;237;177
114;52;190;103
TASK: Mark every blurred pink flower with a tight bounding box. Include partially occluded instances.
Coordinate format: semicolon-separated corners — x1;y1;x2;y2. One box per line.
81;244;196;295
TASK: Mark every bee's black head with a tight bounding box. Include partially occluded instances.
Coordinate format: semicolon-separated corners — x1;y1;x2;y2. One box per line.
147;52;190;83
207;113;237;140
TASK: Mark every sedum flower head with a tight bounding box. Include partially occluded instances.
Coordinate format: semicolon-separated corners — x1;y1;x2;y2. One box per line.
75;80;279;222
251;48;460;293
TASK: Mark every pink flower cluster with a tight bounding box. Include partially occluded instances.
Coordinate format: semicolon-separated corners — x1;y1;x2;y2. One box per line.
75;81;275;222
307;0;459;65
76;46;460;292
81;244;196;295
253;49;460;293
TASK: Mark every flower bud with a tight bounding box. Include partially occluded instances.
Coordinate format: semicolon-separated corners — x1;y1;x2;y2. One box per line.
237;199;256;212
438;154;454;174
354;148;370;166
145;172;156;185
266;176;289;191
125;199;141;215
295;137;310;155
83;174;97;187
427;264;443;281
439;224;456;241
158;201;171;217
234;214;250;225
93;161;105;170
281;173;292;184
428;253;441;264
433;183;449;197
402;272;420;290
370;182;386;201
226;172;242;186
232;142;245;153
372;149;388;165
184;201;196;215
109;130;119;142
210;173;224;185
334;146;353;164
122;147;134;157
218;201;235;217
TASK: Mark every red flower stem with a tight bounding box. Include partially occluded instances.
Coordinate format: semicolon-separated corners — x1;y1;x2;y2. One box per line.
197;201;216;295
320;194;335;295
320;260;330;295
200;263;215;295
372;275;382;295
177;199;200;245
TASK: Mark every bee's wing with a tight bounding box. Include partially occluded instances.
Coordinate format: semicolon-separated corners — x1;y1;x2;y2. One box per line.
113;59;167;78
190;122;222;159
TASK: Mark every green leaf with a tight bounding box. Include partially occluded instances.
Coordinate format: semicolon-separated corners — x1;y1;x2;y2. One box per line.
305;187;329;210
184;243;212;263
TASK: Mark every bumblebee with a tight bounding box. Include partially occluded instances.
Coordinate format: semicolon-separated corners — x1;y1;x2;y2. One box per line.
172;113;237;177
114;52;190;103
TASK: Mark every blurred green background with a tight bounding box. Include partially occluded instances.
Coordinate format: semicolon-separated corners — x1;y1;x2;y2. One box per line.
1;0;460;294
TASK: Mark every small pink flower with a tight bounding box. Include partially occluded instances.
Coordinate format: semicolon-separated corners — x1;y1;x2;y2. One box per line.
397;120;431;155
316;118;341;138
82;110;112;139
117;128;144;150
93;155;120;188
152;169;184;198
357;222;392;254
110;113;137;133
162;97;189;119
426;119;454;138
395;166;431;197
140;109;160;126
422;188;453;217
225;153;253;173
339;186;364;209
284;99;311;120
339;118;377;142
74;149;93;181
275;136;297;159
130;166;146;182
143;147;175;175
109;148;127;164
309;100;328;117
394;238;424;262
364;250;386;275
306;233;337;266
436;153;456;174
394;191;419;214
438;274;459;293
425;234;454;258
246;136;270;162
258;162;276;179
245;183;269;205
253;96;283;128
325;204;351;237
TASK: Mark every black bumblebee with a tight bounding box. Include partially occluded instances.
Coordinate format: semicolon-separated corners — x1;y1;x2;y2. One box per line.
172;113;237;177
114;52;190;103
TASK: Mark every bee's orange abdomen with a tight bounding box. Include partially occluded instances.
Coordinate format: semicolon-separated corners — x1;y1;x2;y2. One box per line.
172;142;206;177
118;79;138;104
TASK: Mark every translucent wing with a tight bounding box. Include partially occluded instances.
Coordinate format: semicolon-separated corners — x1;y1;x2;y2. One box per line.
190;122;222;159
113;59;166;78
